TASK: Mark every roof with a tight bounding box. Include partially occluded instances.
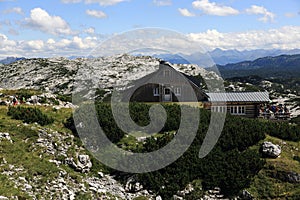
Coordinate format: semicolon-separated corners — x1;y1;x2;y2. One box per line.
206;92;270;102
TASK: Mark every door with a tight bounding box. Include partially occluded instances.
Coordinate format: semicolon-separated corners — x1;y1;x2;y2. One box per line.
164;88;171;101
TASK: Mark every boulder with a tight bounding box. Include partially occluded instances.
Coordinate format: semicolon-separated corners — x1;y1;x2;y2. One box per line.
66;154;92;173
125;176;143;192
286;171;300;183
156;196;162;200
0;132;12;143
239;190;254;200
77;155;92;173
261;141;281;158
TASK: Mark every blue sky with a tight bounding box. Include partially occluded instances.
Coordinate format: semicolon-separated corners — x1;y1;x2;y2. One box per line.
0;0;300;58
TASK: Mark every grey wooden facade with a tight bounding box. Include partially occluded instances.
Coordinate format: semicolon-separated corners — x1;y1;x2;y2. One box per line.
206;92;270;118
123;61;208;102
121;62;270;118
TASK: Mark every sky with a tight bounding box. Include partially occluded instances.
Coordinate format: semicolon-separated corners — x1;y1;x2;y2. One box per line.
0;0;300;58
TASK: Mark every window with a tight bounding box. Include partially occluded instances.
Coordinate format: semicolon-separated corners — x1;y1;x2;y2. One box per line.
211;106;227;113
153;87;159;96
164;70;170;77
164;88;171;95
174;87;181;96
230;106;245;115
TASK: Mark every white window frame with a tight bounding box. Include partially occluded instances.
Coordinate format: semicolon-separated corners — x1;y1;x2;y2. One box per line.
174;87;181;96
164;70;170;77
230;106;245;115
153;87;160;96
211;106;227;113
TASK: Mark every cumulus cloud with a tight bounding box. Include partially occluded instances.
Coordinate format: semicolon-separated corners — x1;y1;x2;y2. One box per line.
24;8;76;36
192;0;239;16
2;26;300;58
84;27;95;34
24;40;44;50
86;9;107;18
285;12;296;18
245;5;275;23
61;0;81;3
8;28;19;36
188;26;300;50
0;33;16;47
61;0;127;6
153;0;172;6
3;7;23;15
178;8;195;17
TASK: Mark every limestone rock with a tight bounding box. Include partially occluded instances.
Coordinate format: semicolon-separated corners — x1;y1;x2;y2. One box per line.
239;190;254;200
66;154;92;173
125;176;143;192
261;141;281;158
0;132;12;143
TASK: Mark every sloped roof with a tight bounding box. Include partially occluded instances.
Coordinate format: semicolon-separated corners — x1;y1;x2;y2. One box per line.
206;92;270;102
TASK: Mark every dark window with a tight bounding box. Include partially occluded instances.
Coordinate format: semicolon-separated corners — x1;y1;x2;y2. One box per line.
153;87;159;96
165;88;171;95
164;70;170;77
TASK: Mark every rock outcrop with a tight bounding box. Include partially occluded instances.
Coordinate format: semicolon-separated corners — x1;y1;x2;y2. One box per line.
65;154;92;173
261;141;281;158
0;132;12;143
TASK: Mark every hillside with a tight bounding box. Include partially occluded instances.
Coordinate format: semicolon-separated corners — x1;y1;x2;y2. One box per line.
0;55;299;199
0;55;216;96
217;54;300;79
0;93;299;199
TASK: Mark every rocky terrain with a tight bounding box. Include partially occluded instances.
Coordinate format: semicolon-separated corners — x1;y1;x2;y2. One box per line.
0;54;216;96
0;54;299;199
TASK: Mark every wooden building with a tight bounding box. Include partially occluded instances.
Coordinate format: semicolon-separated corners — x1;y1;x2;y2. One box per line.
205;92;270;118
122;61;270;118
123;61;208;103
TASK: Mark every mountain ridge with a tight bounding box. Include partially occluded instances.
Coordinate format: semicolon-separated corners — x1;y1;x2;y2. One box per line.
216;54;300;79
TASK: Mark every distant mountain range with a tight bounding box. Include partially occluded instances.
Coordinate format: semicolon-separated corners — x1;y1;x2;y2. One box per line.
152;48;300;65
2;48;300;66
0;57;26;65
216;54;300;79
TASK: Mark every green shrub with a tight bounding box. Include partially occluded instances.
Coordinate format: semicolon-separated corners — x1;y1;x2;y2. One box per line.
7;106;54;126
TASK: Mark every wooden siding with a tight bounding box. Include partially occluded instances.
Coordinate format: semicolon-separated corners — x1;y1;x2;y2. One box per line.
124;63;208;102
206;102;260;118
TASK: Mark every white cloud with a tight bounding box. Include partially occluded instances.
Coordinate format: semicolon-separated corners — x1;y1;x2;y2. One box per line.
24;8;76;36
2;26;300;58
61;0;81;3
0;34;100;58
25;40;44;50
86;0;128;6
8;28;19;36
245;5;275;23
86;9;107;18
188;26;300;51
178;8;195;17
84;27;95;34
285;12;296;18
0;33;16;47
153;0;172;6
3;7;23;15
61;0;127;6
192;0;239;16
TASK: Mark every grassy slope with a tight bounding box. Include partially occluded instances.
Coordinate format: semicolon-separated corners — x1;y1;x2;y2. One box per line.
248;135;300;199
0;104;299;199
0;105;89;199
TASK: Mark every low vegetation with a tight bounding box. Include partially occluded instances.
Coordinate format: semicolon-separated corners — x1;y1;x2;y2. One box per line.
0;100;299;199
65;102;300;199
7;106;54;126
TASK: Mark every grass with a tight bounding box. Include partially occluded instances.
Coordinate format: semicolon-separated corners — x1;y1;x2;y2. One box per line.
247;135;300;199
0;101;299;199
0;105;99;199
